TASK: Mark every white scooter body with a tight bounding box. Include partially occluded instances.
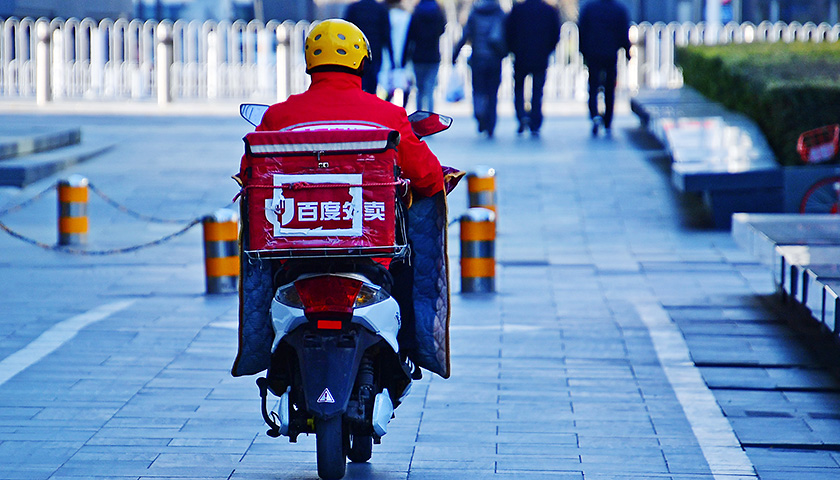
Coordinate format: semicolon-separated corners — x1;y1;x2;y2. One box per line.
270;273;401;354
267;272;406;439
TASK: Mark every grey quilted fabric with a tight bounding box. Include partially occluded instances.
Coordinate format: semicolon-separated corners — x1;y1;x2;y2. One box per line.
231;255;274;376
407;191;451;378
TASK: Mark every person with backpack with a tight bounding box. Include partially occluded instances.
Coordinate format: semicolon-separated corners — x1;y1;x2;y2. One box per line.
453;0;507;138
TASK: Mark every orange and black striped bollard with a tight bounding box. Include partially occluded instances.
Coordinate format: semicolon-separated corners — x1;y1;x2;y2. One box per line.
460;207;496;293
57;175;89;246
467;166;496;215
203;208;240;294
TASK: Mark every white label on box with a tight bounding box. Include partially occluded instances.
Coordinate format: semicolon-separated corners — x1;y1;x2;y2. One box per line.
265;173;363;237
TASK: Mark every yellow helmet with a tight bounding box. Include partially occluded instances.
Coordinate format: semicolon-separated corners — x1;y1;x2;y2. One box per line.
305;19;371;73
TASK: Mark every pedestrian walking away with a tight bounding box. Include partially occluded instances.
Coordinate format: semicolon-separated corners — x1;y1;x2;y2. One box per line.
403;0;446;112
380;0;413;107
344;0;394;95
505;0;560;137
453;0;507;138
578;0;631;137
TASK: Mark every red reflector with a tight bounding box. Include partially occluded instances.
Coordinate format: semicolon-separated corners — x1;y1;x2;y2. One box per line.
295;276;363;316
317;320;343;330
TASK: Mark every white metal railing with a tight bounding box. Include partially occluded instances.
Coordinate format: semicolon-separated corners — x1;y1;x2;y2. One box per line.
1;17;839;105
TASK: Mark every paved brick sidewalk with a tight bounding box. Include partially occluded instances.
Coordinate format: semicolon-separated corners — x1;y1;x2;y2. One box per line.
0;102;838;480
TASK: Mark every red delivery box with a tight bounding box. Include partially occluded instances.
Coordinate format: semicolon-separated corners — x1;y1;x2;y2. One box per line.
240;124;405;258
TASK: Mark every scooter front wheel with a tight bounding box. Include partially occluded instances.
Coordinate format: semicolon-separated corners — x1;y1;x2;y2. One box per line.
316;416;346;480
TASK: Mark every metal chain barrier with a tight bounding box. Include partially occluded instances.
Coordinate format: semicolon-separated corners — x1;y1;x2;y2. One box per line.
0;180;233;255
0;184;57;216
0;217;202;255
87;182;199;224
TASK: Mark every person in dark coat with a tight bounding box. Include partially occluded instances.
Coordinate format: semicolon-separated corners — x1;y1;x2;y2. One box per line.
578;0;631;136
403;0;446;112
505;0;560;136
345;0;394;95
453;0;507;138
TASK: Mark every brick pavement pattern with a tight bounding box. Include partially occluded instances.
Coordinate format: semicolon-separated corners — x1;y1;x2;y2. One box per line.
0;103;838;479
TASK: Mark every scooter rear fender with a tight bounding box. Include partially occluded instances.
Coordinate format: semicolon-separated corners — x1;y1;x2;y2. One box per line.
284;326;381;420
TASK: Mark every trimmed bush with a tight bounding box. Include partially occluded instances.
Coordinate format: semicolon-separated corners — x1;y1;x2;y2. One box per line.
676;42;840;165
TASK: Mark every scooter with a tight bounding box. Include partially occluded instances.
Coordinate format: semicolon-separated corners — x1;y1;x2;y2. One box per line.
239;105;452;480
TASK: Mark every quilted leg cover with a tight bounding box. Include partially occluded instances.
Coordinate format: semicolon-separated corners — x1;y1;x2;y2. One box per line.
405;191;451;378
231;202;276;377
231;255;274;376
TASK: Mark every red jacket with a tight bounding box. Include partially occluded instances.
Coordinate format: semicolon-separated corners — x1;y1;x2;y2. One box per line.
255;71;444;197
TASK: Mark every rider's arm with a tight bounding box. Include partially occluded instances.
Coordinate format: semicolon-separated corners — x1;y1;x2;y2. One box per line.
394;115;444;197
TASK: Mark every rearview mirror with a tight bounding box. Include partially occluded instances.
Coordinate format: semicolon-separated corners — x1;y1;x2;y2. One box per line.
240;103;269;127
408;111;453;139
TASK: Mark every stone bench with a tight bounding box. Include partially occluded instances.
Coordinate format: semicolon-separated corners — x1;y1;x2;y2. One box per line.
733;213;840;338
0;126;113;187
632;88;783;229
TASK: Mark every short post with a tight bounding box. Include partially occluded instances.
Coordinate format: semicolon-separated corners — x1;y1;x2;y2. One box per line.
57;175;89;246
257;26;271;96
467;166;497;215
276;24;291;101
634;28;646;89
203;208;240;294
207;30;218;99
35;21;52;105
90;25;105;96
155;21;174;105
460;207;496;293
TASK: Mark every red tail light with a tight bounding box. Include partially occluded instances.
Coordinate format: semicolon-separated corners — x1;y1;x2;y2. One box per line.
294;276;363;318
316;320;343;330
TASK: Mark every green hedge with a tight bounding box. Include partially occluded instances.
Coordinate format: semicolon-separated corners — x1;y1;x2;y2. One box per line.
676;42;840;166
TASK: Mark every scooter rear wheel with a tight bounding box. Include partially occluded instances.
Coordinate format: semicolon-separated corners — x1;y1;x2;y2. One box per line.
347;434;372;463
316;416;346;480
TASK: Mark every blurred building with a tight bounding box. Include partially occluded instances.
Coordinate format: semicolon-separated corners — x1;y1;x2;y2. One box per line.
2;0;838;25
620;0;839;24
134;0;317;22
257;0;316;22
0;0;317;22
134;0;258;21
0;0;134;20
